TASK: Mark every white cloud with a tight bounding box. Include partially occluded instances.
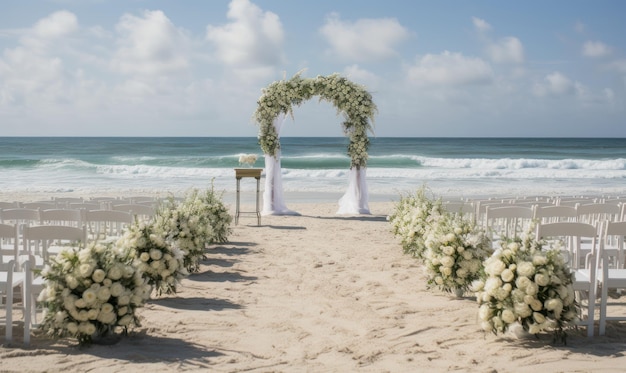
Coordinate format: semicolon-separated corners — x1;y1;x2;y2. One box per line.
487;37;524;64
343;64;379;90
110;10;190;75
472;17;491;32
533;72;575;96
582;41;612;58
206;0;284;72
407;51;493;86
320;13;410;62
32;10;78;39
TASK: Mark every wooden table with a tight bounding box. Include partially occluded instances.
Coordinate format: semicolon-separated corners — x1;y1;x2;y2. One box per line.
234;168;262;225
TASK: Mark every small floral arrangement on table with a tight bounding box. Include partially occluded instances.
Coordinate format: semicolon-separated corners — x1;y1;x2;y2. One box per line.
120;221;187;296
422;212;492;295
38;241;151;346
238;154;258;167
473;228;579;343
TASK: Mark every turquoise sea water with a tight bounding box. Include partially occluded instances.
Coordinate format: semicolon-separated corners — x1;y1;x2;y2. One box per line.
1;137;625;200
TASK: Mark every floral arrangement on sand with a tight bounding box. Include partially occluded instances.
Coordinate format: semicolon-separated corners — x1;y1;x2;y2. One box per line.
238;154;258;167
154;187;232;273
389;186;492;295
38;241;151;346
388;187;445;259
254;72;376;169
423;212;492;295
120;221;187;296
472;228;579;343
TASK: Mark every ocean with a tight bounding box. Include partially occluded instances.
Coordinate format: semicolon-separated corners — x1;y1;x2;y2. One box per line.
1;137;625;201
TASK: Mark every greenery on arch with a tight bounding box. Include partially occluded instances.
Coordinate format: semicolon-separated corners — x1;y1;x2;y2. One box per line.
254;73;377;169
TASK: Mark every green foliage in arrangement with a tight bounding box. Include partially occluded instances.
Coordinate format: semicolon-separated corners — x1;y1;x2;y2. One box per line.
254;72;377;169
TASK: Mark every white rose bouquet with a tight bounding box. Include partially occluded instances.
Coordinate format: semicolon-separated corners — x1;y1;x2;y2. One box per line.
473;229;579;343
154;187;231;273
38;241;151;346
422;212;492;295
120;221;187;296
388;187;445;259
238;154;258;167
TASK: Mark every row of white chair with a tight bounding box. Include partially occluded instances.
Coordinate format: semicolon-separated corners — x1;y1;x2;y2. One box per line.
0;209;138;265
0;196;160;210
535;220;626;337
1;223;89;345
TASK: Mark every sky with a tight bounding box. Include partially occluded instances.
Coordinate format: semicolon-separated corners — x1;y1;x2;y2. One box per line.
0;0;625;137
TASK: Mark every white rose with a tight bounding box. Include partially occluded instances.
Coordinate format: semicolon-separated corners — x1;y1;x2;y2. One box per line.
479;304;492;321
92;269;106;283
534;273;550;287
82;289;97;305
440;256;455;268
97;287;111;302
516;262;535;277
501;269;515;283
501;309;516;324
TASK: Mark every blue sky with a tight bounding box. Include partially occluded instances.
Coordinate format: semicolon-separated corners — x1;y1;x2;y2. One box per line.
0;0;624;137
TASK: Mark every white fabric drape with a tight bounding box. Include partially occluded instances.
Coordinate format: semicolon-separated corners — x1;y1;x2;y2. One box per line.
262;112;370;215
262;114;299;215
337;167;370;214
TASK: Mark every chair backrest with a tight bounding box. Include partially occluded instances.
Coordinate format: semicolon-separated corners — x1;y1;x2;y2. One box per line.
485;205;535;239
84;209;133;239
22;225;87;261
111;204;155;220
534;205;578;223
68;202;102;211
604;221;626;256
535;222;599;268
39;209;83;227
0;223;19;264
442;201;475;217
21;202;56;210
577;203;621;225
0;208;40;225
0;202;20;209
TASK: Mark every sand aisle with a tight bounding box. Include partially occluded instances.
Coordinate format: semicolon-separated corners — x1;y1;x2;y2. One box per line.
2;202;626;372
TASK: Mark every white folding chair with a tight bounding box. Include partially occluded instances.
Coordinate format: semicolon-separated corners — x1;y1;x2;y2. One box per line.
442;201;476;221
39;208;83;228
22;225;87;262
0;208;40;226
111;204;155;222
1;259;26;344
534;205;578;224
0;223;19;264
484;205;534;244
536;222;599;337
576;203;621;226
84;209;133;240
598;221;626;335
20;202;56;210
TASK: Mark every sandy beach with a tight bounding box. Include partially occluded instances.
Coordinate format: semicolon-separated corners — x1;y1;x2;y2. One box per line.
2;199;626;372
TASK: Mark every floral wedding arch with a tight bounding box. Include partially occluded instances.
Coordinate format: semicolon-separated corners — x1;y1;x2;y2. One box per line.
254;72;377;215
